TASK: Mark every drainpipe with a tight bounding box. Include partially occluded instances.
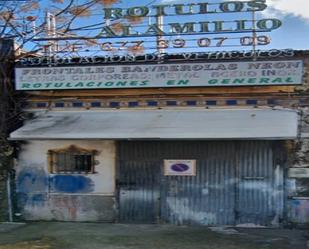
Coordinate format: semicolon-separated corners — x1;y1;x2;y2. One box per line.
6;172;13;222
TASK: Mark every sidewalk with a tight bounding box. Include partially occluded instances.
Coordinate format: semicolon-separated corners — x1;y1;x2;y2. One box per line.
0;222;308;249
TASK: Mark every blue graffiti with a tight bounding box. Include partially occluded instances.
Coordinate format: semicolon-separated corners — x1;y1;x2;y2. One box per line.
292;200;301;206
17;167;49;207
50;175;94;193
17;167;49;193
32;194;46;203
17;192;47;207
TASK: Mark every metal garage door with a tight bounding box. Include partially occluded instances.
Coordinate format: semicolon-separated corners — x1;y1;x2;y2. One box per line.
117;141;284;226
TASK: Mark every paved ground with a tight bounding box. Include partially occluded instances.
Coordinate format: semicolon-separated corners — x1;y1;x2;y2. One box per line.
0;222;308;249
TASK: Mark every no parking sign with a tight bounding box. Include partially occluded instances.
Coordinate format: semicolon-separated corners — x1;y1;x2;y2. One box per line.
164;160;196;176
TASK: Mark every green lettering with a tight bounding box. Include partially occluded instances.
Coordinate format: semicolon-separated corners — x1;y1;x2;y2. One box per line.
213;21;232;32
247;0;268;12
140;81;148;86
21;83;30;88
272;78;282;83
116;81;127;86
233;79;245;84
33;83;42;88
221;79;230;84
169;22;195;34
152;5;169;16
257;19;282;30
208;79;218;85
121;25;138;36
105;82;114;86
259;78;270;84
220;1;244;12
166;80;175;85
86;82;95;87
98;26;117;37
174;4;195;15
144;24;165;35
130;81;138;86
235;20;251;31
104;8;123;19
199;22;210;32
74;82;84;87
54;83;64;88
248;78;257;84
126;6;149;17
178;80;189;85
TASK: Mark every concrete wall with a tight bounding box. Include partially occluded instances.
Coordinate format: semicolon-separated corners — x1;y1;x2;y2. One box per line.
15;140;116;221
286;107;309;227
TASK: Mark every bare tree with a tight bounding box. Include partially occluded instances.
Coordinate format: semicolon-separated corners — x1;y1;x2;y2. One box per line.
0;0;129;220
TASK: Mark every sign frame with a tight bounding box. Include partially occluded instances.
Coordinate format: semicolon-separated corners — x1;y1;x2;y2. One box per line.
164;160;197;176
15;60;304;90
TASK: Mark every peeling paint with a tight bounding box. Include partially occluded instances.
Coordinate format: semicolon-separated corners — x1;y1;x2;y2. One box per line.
290;199;309;223
17;167;49;208
166;197;217;225
14;140;116;221
53;196;78;220
17;167;48;193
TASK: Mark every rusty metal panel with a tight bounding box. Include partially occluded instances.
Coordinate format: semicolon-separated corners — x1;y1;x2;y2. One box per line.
160;142;236;225
236;141;284;226
118;142;161;223
117;141;284;226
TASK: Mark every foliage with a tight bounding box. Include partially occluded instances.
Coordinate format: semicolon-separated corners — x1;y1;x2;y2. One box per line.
0;0;132;57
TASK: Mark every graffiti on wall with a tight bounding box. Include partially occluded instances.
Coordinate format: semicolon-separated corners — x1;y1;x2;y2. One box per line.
17;167;48;207
49;175;94;193
17;167;95;210
291;199;309;223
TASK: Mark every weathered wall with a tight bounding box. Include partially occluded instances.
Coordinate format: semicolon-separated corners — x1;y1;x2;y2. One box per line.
15;140;116;221
286;107;309;226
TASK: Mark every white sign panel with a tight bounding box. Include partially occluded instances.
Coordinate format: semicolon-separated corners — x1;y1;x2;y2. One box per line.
15;60;303;90
164;160;196;176
288;168;309;178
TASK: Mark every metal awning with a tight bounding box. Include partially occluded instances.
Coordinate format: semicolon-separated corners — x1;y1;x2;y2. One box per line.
10;108;299;140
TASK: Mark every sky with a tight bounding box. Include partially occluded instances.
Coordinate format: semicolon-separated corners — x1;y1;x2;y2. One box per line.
155;0;309;51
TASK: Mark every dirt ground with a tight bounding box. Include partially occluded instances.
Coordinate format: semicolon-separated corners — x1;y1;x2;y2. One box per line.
0;222;308;249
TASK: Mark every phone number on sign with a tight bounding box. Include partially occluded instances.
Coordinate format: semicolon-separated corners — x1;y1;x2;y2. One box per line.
100;36;271;51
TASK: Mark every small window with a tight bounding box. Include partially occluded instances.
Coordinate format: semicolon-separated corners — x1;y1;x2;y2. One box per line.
48;145;97;174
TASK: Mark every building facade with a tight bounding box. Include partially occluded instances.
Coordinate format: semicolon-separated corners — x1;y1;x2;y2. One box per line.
10;50;309;227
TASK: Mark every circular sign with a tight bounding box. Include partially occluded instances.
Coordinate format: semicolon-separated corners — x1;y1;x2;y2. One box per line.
171;163;190;172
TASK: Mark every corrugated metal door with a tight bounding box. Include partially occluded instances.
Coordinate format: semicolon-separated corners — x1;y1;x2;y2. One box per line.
160;142;236;225
118;142;161;223
236;141;284;226
117;141;284;226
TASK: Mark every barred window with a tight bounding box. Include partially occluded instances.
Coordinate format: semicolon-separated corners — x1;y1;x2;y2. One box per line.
48;145;97;174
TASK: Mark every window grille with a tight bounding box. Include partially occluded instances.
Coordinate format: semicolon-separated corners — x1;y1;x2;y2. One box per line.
48;145;97;174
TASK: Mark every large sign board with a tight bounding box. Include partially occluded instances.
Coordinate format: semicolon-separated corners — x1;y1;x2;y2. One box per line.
15;60;303;90
35;1;282;56
97;1;281;38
